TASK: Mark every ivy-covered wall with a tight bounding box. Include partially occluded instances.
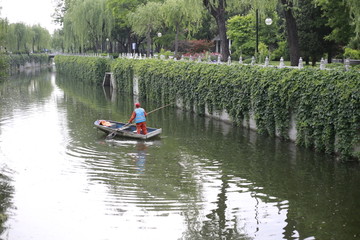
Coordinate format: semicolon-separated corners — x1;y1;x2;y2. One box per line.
0;54;49;79
9;54;49;72
55;56;360;160
111;58;359;160
54;55;111;85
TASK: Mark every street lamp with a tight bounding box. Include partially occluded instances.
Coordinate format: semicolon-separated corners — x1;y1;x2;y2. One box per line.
155;32;162;56
265;18;273;26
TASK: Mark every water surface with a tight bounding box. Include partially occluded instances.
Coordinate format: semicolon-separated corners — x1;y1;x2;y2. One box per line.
0;69;359;240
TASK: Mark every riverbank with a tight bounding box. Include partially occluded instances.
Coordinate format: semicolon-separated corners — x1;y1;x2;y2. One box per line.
54;55;360;161
0;54;50;81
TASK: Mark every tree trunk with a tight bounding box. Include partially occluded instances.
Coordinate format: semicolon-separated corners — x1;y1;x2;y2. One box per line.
216;9;229;61
311;56;317;66
146;30;151;56
175;23;179;56
203;0;229;61
281;0;300;66
327;48;332;63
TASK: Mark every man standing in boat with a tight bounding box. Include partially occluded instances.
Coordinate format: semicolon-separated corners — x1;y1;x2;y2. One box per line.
128;103;148;135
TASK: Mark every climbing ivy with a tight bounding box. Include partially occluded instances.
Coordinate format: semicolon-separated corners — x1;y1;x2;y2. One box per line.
55;55;110;85
110;58;359;160
55;56;360;160
8;54;49;70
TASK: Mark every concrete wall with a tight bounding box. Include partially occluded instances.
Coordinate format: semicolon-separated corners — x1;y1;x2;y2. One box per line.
12;61;49;73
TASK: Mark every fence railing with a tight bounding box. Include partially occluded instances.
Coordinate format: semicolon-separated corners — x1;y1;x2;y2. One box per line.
52;52;359;71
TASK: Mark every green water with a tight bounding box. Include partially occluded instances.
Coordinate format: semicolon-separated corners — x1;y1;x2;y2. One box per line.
0;68;359;240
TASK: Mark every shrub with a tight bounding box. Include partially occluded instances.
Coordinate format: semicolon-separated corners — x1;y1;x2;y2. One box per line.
344;47;360;59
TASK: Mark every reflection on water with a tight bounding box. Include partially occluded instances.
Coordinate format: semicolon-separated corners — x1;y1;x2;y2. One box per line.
0;69;360;240
0;167;13;236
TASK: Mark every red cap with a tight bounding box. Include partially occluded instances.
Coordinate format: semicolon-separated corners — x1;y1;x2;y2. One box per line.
135;103;141;107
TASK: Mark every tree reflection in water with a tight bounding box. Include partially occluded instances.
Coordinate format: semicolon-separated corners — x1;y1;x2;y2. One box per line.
0;167;14;236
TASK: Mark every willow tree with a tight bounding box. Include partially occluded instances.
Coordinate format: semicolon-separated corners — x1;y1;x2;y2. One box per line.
161;0;204;56
30;25;51;52
106;0;148;53
62;0;113;53
127;2;163;56
51;29;65;52
12;23;28;52
0;18;8;50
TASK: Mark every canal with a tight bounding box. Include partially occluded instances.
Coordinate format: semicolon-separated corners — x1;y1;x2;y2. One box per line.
0;68;360;240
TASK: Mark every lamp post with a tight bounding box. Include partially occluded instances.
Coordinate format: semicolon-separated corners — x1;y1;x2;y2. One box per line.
255;9;259;54
106;38;109;54
157;32;162;55
256;14;273;55
264;18;272;63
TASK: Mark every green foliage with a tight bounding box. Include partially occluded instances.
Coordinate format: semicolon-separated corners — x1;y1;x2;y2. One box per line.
54;55;111;84
3;23;51;53
296;0;332;65
271;41;289;60
62;0;113;53
315;0;354;45
227;14;255;58
127;2;162;37
344;48;360;60
111;58;360;160
0;54;10;81
56;55;360;160
227;11;283;61
110;58;135;92
159;49;173;58
7;54;49;71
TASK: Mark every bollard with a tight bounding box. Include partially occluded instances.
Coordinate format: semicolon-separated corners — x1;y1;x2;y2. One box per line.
279;57;285;68
251;56;255;65
298;57;304;69
344;58;350;71
239;56;243;64
320;58;325;70
264;56;269;67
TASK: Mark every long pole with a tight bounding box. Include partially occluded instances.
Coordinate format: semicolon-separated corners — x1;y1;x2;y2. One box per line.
106;102;174;139
147;102;174;115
